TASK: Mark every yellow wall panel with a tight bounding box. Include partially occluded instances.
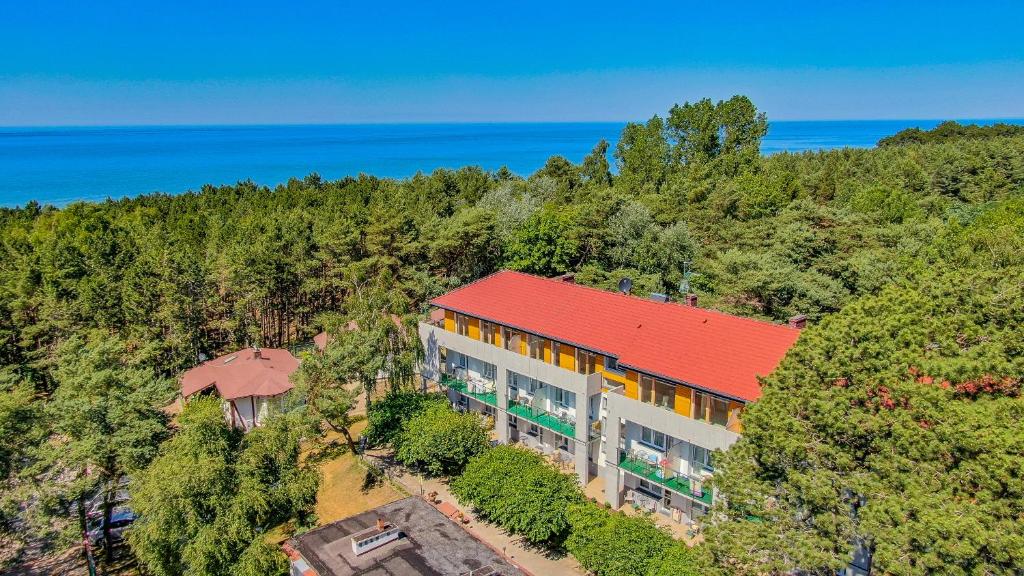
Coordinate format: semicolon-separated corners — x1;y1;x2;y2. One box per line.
467;317;480;340
727;401;744;433
624;370;639;400
559;344;576;371
443;310;455;332
674;386;693;417
543;340;552;363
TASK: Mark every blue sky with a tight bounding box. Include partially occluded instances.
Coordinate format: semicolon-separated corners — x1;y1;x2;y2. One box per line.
2;0;1022;125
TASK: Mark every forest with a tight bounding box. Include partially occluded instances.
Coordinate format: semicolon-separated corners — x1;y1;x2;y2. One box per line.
0;97;1022;574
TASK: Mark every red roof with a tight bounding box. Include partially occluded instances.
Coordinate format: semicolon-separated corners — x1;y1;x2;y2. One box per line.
430;271;801;402
181;348;299;400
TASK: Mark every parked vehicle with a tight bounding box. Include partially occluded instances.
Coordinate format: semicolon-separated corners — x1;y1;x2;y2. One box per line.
86;509;137;548
86;488;130;518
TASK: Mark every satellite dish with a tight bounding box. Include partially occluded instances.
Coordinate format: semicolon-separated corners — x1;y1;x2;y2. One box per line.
617;277;633;295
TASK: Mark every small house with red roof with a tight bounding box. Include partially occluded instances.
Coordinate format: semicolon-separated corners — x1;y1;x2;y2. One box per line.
180;347;299;430
418;270;802;525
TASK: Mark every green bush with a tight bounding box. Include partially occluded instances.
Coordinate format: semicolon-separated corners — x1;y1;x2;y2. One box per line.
363;389;449;448
566;502;697;576
395;405;489;476
450;445;582;546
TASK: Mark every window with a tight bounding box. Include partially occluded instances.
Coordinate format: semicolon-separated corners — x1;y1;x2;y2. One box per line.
639;376;654;403
640;376;675;410
528;423;540;437
554;433;569;451
502;327;515;351
576;350;596;374
456;313;470;337
640;426;666;450
482;362;496;381
693;391;709;421
455;352;468;369
654;381;675;410
693;391;728;427
528;335;545;360
711;397;729;427
638;478;662;497
481;321;497;345
605;357;623;373
691;445;714;471
553;387;574;408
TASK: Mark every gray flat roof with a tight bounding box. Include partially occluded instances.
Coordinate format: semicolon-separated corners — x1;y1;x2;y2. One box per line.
291;497;526;576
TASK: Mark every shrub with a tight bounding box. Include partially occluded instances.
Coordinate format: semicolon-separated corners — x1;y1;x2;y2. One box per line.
363;390;449;448
566;502;683;576
395;405;489;476
451;445;583;546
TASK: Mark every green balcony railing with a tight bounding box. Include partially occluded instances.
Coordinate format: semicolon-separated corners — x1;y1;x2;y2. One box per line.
440;374;498;407
617;451;713;506
507;399;580;439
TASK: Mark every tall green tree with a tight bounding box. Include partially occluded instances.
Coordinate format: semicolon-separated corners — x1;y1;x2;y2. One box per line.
395;404;489;476
580;139;613;188
706;265;1024;575
451;445;582;546
128;397;316;576
42;333;171;560
615;116;670;193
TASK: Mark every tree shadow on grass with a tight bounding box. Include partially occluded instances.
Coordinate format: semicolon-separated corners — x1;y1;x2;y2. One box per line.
361;463;385;492
304;439;349;467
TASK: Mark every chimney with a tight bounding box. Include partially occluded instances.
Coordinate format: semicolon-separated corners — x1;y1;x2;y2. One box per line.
788;314;807;329
376;518;386;531
684;294;698;307
252;346;262;359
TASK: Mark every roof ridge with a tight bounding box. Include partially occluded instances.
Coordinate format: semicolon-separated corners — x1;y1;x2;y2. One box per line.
513;270;798;332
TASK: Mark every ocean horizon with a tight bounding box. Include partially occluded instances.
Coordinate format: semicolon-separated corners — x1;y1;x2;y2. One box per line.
2;118;1022;208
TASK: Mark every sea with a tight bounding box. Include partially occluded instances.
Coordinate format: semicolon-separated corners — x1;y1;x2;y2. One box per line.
1;119;1021;208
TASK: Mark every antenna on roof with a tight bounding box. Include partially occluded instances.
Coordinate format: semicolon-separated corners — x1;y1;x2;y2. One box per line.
679;261;699;295
617;277;633;295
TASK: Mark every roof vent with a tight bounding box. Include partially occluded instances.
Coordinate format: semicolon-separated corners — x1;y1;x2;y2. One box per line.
788;314;807;329
351;519;400;556
649;292;669;303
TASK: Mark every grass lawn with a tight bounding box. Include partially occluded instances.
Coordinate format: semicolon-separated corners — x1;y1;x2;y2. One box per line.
310;419;405;525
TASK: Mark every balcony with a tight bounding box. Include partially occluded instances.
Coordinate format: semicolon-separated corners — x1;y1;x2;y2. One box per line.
419;322;603;398
440;374;498;408
617;451;713;506
507;399;579;439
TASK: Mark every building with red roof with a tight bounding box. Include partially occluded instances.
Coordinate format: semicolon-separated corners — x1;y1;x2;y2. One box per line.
180;347;299;430
418;270;802;524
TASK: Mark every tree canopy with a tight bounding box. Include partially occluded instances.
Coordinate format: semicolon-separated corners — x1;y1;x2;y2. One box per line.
706;199;1024;574
0;96;1022;572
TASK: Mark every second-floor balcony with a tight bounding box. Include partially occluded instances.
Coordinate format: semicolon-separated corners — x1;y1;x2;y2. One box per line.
507;398;579;439
440;373;498;408
616;449;713;506
507;398;600;441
